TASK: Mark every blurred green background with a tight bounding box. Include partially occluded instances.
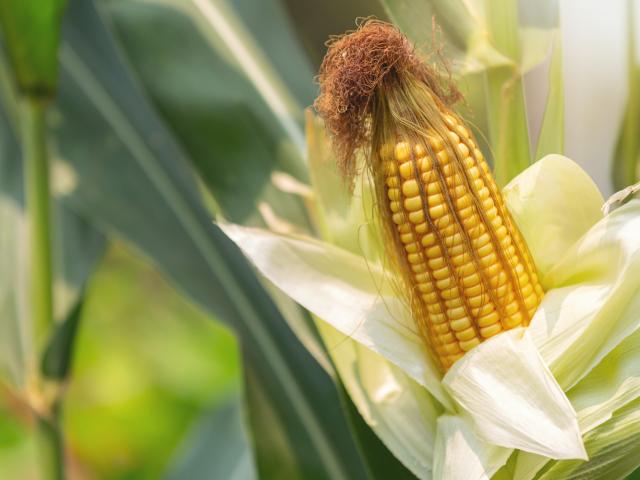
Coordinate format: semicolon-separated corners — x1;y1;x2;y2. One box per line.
2;0;640;478
0;0;386;477
0;242;241;479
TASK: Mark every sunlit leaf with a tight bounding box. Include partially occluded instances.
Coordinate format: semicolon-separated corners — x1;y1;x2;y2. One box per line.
534;33;564;159
305;111;381;261
502;155;603;280
529;200;640;390
444;329;585;460
568;328;640;433
612;0;640;190
337;378;419;480
482;0;530;186
381;0;510;73
318;322;434;480
433;415;510;480
536;399;640;479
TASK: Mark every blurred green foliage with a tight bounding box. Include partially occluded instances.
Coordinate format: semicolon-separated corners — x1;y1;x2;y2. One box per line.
0;243;241;478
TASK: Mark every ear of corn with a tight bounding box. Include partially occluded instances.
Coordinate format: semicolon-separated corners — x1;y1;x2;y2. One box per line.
314;20;544;372
379;111;544;371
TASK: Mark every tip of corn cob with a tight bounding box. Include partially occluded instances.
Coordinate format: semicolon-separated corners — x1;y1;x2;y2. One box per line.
314;19;460;183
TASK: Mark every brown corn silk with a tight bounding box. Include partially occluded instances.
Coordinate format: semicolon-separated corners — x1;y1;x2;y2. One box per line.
315;21;544;371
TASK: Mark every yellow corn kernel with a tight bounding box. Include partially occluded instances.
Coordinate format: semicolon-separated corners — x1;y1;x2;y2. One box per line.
399;162;414;178
404;196;423;212
460;337;481;352
381;112;544;372
408;210;425;224
480;323;502;338
395;142;412;162
415;223;428;234
428;135;445;151
402;180;420;198
404;243;419;254
455;327;476;342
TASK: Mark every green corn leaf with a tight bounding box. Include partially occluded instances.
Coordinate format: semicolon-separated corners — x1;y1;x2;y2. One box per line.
21;0;373;477
242;359;315;479
184;0;308;155
483;0;531;186
534;32;564;160
0;0;67;97
381;0;469;53
612;0;640;190
104;0;310;226
110;0;339;382
108;0;339;401
483;0;562;182
40;295;83;380
612;69;640;190
485;66;531;186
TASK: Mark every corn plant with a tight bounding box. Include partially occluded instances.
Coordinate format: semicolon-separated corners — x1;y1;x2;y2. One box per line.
1;0;640;479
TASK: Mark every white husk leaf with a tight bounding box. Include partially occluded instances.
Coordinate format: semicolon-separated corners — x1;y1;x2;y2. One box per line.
503;154;603;281
220;223;452;408
317;321;439;479
443;329;586;460
433;415;511;480
529;200;640;389
568;328;640;433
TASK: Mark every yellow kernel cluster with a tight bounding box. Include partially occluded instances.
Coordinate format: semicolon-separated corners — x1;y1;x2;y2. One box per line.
381;114;544;371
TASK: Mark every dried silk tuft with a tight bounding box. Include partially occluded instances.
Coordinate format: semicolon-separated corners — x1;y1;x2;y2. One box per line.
314;20;460;183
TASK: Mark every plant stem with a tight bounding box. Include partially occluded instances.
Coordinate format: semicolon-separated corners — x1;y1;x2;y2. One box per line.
21;97;63;479
35;401;64;480
21;98;53;346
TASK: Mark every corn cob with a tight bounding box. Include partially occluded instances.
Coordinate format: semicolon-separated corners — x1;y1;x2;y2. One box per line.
315;20;544;371
380;112;544;370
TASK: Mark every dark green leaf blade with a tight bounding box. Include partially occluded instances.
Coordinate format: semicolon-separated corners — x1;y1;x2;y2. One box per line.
106;0;310;224
40;295;83;380
47;0;371;477
165;398;256;480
